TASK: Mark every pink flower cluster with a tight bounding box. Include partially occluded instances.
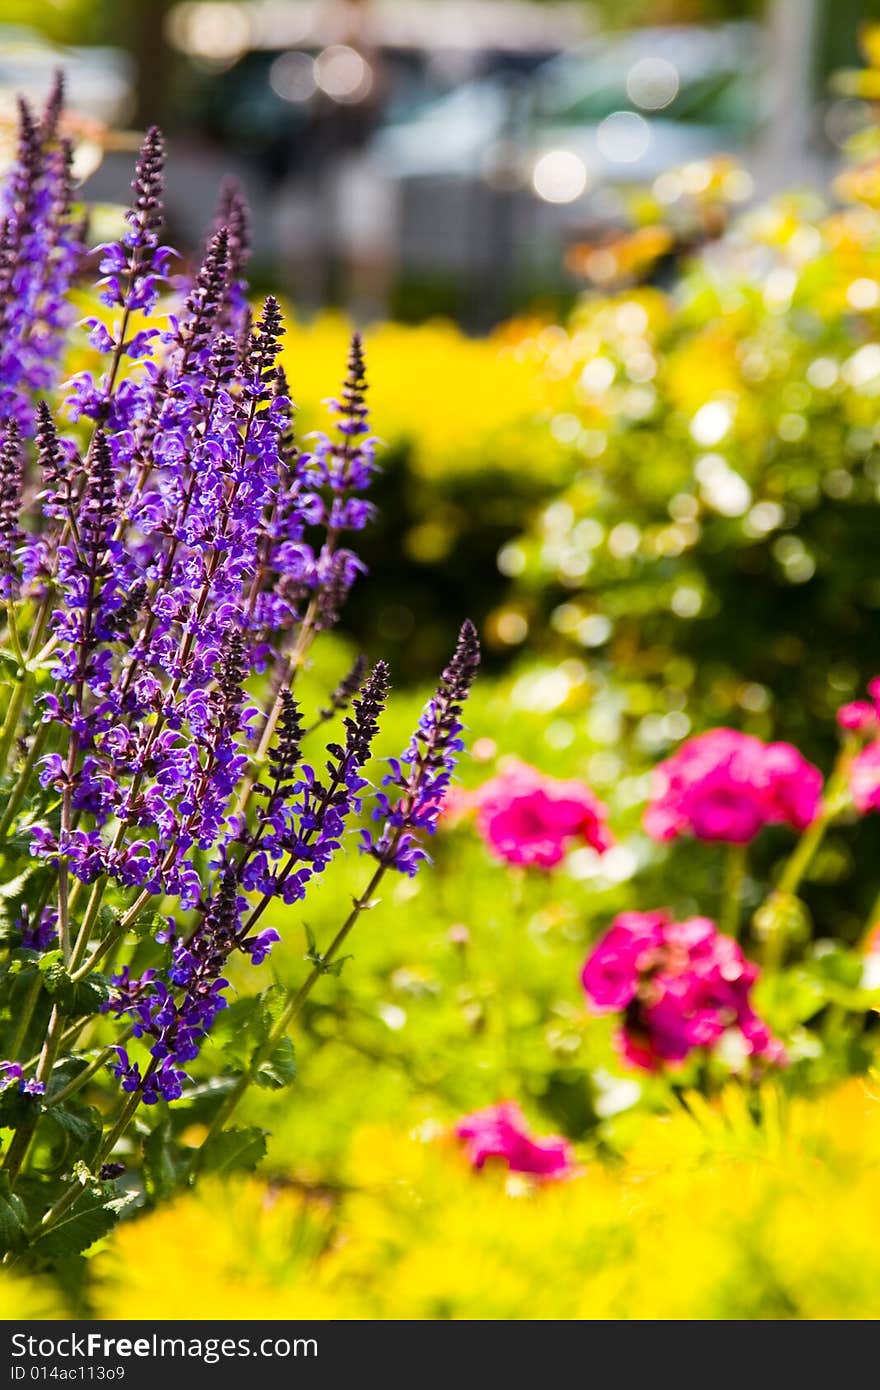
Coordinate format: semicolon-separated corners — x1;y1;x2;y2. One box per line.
449;760;613;869
581;910;784;1072
455;1102;574;1179
645;729;822;845
839;680;880;814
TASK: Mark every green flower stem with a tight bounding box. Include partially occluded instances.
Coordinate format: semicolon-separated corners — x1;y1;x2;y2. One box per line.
5;602;24;669
20;1016;91;1075
45;1028;133;1111
0;676;29;777
0;589;55;777
2;1006;68;1186
754;744;855;973
193;860;390;1166
720;842;747;938
68;877;110;974
775;745;853;900
497;867;527;1085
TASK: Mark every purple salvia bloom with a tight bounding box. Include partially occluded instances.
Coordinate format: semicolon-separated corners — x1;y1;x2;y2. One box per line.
0;1061;45;1096
66;125;168;430
0;82;83;429
287;335;378;633
363;619;480;876
16;906;58;952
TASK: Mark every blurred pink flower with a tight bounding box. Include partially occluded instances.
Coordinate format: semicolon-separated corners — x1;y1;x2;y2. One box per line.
474;760;613;869
579;910;667;1010
437;784;478;825
455;1101;574;1179
850;741;880;813
581;909;784;1073
644;728;822;845
837;700;878;734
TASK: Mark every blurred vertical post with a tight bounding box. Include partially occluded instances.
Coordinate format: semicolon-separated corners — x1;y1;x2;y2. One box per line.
758;0;864;193
318;0;392;318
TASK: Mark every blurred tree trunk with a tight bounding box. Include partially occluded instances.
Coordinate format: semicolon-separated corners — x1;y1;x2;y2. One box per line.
107;0;175;130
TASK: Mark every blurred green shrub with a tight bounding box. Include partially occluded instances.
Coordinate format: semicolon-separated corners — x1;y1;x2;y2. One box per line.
504;181;880;763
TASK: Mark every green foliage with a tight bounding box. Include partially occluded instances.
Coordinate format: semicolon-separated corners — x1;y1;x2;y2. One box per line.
29;1192;123;1260
38;954;109;1018
198;1127;268;1176
252;1036;297;1092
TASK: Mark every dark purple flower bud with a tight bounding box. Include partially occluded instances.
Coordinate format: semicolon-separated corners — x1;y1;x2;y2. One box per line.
173;226;230;369
210;177;251;335
0;420;24;597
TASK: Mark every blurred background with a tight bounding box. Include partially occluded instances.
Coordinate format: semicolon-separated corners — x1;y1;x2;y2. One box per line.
0;0;873;325
5;0;880;748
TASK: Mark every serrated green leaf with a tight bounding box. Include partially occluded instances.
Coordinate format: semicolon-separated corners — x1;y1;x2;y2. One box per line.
252;1034;296;1091
127;911;164;941
198;1126;267;1175
30;1194;118;1258
257;984;288;1032
38;957;108;1018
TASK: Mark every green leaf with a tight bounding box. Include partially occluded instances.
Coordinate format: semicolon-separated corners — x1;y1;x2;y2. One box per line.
252;1035;296;1091
44;1107;102;1169
127;910;165;941
38;955;109;1017
0;868;35;921
198;1126;267;1176
142;1120;184;1201
30;1193;119;1259
0;1179;27;1255
165;1078;237;1133
45;1058;90;1100
0;1084;38;1131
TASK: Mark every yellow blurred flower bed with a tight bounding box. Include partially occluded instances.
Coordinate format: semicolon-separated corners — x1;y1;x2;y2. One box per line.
278;313;567;482
79;1080;880;1321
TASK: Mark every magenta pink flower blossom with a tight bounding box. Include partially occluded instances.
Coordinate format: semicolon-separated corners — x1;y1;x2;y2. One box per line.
455;1102;574;1179
581;910;784;1073
644;728;822;845
473;761;613;869
850;741;880;814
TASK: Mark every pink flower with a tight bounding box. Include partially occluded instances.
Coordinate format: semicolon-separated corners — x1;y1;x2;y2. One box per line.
579;910;667;1010
644;728;822;845
455;1102;574;1179
850;740;880;813
837;700;878;734
581;910;784;1073
474;761;613;869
